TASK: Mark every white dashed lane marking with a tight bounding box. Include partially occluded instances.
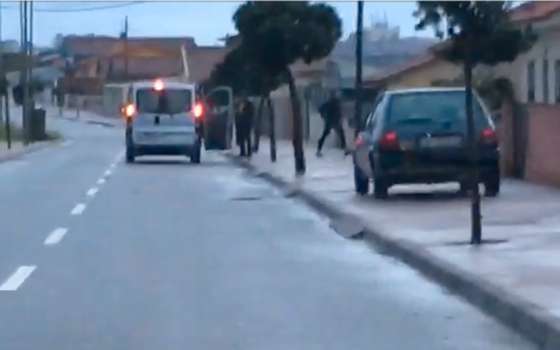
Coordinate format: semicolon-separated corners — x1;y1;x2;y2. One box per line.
97;178;106;185
71;203;86;215
44;228;68;246
0;266;37;291
86;187;99;197
104;169;112;177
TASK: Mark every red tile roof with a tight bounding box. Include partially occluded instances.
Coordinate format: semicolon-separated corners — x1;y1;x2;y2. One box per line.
510;1;560;23
363;53;437;86
62;35;195;58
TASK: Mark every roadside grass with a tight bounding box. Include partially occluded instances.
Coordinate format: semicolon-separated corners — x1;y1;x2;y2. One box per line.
0;124;61;142
0;123;24;142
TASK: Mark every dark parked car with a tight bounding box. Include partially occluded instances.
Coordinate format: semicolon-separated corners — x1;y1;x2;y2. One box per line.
353;87;500;198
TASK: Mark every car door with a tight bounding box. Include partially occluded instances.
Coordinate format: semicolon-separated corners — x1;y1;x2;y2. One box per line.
355;95;384;177
203;86;234;150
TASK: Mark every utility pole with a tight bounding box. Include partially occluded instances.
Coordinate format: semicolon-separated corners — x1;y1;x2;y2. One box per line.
0;1;3;125
123;16;129;81
20;1;29;144
353;1;364;136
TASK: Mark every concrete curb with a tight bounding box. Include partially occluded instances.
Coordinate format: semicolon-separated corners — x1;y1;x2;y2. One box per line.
226;152;560;349
0;140;60;164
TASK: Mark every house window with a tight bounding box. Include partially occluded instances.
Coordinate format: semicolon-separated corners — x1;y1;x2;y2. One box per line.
556;60;560;103
527;60;535;102
543;59;549;103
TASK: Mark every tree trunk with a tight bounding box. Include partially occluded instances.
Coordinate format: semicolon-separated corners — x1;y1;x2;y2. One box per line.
464;57;482;245
253;96;265;153
4;95;11;149
267;96;277;162
286;68;305;174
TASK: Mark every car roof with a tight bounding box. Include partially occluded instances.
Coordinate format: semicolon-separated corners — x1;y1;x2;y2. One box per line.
385;87;467;95
131;80;196;90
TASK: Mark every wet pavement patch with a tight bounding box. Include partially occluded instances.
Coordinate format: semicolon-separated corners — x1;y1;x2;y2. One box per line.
86;120;116;128
330;216;365;239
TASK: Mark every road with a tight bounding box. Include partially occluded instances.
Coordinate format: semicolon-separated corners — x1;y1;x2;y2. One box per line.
0;116;536;350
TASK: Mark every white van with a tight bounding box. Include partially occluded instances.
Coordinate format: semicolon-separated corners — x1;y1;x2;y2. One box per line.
122;79;204;163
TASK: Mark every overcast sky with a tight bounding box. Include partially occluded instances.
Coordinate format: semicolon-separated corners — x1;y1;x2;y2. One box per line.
0;1;433;47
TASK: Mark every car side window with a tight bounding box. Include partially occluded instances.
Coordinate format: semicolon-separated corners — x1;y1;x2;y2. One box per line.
363;93;383;132
365;112;375;131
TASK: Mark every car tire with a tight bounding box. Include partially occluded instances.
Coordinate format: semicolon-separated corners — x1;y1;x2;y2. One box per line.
190;139;201;164
354;165;369;195
374;177;389;199
485;173;500;197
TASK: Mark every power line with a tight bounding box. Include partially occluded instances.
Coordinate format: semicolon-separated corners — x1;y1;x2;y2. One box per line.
1;2;145;12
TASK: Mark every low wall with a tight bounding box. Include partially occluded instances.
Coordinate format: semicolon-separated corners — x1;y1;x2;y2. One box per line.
525;104;560;187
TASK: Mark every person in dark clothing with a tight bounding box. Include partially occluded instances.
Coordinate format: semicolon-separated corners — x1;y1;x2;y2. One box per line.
317;91;347;157
235;97;255;157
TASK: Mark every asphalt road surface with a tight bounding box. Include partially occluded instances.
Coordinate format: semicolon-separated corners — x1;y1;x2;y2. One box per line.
0;116;536;350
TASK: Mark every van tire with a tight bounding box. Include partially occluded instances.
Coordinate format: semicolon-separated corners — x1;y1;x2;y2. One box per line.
126;146;135;163
125;130;135;163
190;140;201;164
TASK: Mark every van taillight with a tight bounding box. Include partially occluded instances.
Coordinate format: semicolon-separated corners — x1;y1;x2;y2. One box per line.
480;127;497;146
193;103;204;119
123;104;136;119
379;131;400;151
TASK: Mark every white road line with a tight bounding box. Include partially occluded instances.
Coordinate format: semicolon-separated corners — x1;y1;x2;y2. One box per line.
104;169;112;177
97;178;106;185
86;187;99;197
71;203;86;215
0;266;37;291
44;228;68;246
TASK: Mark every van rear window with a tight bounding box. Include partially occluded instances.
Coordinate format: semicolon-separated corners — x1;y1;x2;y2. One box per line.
137;88;192;114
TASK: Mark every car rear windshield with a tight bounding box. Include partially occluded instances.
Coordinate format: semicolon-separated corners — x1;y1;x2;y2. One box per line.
136;88;192;114
387;91;488;130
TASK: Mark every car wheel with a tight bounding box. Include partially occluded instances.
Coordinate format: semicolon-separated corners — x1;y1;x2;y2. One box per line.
374;177;389;199
354;165;369;195
190;140;201;164
485;173;500;197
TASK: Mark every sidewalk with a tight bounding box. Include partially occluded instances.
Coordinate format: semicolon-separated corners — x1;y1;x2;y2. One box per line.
230;138;560;348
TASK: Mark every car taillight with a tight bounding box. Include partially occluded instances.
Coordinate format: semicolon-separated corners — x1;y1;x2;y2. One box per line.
354;134;365;147
193;103;204;119
379;131;400;151
480;127;497;146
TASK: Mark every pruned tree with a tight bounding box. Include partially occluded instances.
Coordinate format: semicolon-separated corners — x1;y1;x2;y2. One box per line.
208;44;283;162
233;1;342;174
415;1;535;244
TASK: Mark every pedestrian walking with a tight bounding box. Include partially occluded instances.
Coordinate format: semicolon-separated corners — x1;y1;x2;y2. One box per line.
235;97;254;157
317;91;348;157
